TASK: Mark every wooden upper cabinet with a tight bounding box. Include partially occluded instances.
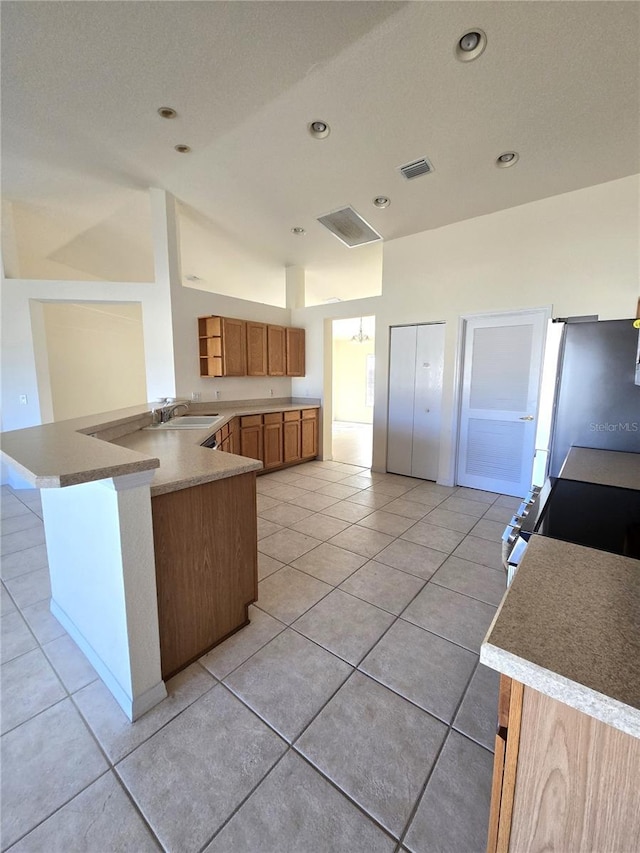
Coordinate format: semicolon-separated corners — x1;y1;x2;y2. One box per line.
286;327;306;376
267;325;286;376
198;316;246;377
246;322;268;376
220;317;246;376
199;316;304;378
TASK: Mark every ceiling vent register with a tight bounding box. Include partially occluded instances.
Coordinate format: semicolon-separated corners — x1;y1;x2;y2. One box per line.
317;206;382;248
398;157;434;180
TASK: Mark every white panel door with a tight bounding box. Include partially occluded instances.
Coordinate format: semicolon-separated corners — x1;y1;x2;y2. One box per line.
412;323;445;480
386;325;417;477
457;311;548;497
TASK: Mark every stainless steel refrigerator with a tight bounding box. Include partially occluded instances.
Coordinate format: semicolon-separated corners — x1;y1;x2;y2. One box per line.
546;319;640;477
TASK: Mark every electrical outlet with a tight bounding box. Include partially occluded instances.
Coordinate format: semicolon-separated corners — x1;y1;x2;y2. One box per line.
191;391;201;402
216;390;221;400
269;389;274;397
19;394;28;405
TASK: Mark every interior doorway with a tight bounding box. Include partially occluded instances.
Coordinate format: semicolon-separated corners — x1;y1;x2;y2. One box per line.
331;316;375;467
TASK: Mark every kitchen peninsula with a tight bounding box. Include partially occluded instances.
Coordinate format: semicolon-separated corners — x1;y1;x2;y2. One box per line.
0;399;319;721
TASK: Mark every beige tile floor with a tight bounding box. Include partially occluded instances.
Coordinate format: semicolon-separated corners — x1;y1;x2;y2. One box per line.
332;421;373;467
0;465;520;853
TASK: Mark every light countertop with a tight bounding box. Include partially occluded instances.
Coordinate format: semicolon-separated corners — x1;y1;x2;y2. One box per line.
1;399;320;494
112;428;262;496
481;534;640;738
559;447;640;490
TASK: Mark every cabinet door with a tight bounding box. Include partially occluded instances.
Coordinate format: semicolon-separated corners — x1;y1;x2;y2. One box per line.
301;410;318;459
228;419;239;455
263;422;283;469
221;318;247;376
246;322;267;376
283;420;301;463
487;676;524;853
240;425;263;461
286;327;306;376
267;325;286;376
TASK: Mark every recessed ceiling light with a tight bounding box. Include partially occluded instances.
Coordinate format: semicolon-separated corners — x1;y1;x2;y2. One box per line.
455;29;487;62
291;226;306;235
174;144;191;153
373;196;390;209
496;151;519;168
308;120;330;139
157;107;177;119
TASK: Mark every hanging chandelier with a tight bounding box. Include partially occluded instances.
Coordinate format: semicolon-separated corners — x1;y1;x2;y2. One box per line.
351;318;370;344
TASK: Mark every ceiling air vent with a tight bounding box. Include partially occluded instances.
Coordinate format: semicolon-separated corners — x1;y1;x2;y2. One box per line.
317;206;382;248
398;157;434;180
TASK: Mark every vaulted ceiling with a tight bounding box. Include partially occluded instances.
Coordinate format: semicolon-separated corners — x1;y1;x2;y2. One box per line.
3;1;639;273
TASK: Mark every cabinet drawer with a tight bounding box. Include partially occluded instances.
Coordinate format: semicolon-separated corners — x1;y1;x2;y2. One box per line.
301;408;317;419
263;412;283;424
241;414;262;428
221;423;230;440
283;410;301;421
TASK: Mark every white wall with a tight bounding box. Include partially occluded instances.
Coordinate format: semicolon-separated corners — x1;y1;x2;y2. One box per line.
293;176;640;481
174;284;292;403
0;278;175;432
178;203;286;308
305;243;383;306
333;337;375;423
4;196;154;282
40;302;147;421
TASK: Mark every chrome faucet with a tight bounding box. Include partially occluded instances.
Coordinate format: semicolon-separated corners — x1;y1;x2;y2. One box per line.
159;402;190;423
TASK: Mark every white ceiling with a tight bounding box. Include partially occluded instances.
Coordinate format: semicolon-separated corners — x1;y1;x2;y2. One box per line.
3;1;639;274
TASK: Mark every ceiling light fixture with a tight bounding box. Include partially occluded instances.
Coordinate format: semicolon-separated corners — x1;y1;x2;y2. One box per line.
351;318;370;344
157;107;177;119
174;144;191;153
308;120;330;139
291;226;306;235
496;151;519;168
373;196;390;208
455;28;487;62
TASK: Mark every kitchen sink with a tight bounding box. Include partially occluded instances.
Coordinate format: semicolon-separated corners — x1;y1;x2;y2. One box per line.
146;415;223;430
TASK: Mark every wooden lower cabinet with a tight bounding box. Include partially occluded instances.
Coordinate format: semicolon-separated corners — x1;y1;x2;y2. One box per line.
240;415;263;461
301;409;318;458
151;472;258;680
488;677;640;852
263;413;283;469
206;408;318;470
283;412;302;463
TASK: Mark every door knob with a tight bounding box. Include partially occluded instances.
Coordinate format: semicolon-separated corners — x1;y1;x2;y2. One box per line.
519;415;534;421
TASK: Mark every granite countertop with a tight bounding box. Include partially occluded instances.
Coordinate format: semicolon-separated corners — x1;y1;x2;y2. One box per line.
1;399;320;493
559;447;640;490
481;535;640;738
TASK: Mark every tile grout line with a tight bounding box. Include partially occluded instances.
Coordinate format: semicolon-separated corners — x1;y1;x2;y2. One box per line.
1;472;508;850
394;657;483;853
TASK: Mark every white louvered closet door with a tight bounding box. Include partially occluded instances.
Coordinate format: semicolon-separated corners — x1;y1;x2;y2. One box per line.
457;311;548;497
